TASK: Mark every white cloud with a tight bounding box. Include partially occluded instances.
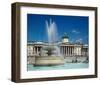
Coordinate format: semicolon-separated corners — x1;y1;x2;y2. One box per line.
76;38;83;43
72;29;80;34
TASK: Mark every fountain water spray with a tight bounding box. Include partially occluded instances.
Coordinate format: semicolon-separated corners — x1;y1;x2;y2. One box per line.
46;19;61;56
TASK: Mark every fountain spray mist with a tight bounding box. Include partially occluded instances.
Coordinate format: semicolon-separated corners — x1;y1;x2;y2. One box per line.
46;19;62;56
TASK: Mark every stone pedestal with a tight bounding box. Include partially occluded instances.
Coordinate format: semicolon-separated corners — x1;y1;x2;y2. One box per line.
34;56;65;66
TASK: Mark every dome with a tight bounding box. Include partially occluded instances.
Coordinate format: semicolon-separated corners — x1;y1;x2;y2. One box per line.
62;33;69;39
61;33;69;43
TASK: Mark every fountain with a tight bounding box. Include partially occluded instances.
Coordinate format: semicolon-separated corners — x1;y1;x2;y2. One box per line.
34;19;65;66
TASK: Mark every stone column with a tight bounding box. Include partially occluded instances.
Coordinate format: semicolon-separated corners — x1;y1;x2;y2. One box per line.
62;46;64;55
73;47;75;56
35;46;37;53
35;47;37;54
63;46;64;55
65;46;66;56
67;46;68;56
68;46;69;56
68;47;70;56
70;47;71;56
66;46;67;56
77;47;79;56
69;47;70;56
64;46;66;56
72;47;74;56
37;47;38;54
40;47;42;55
70;47;72;56
72;46;73;56
64;46;65;55
61;46;62;54
64;46;65;56
80;47;82;56
78;47;80;55
33;46;35;54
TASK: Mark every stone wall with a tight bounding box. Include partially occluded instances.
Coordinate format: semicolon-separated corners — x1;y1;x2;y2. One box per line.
28;56;88;65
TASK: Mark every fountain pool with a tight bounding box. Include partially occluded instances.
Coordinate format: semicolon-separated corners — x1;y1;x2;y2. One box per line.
28;63;88;71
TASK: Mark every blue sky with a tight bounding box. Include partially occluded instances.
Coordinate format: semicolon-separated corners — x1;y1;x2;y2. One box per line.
27;14;88;44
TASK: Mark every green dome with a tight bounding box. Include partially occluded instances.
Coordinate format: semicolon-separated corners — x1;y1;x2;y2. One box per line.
62;33;69;39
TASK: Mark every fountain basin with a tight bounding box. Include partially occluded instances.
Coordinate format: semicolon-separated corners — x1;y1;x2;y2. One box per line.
34;56;65;66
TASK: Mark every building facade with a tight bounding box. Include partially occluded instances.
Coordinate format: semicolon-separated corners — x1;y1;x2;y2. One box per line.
27;33;88;64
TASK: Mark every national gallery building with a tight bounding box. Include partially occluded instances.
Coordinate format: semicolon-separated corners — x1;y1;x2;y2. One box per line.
27;33;88;58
